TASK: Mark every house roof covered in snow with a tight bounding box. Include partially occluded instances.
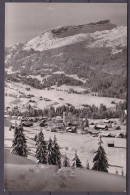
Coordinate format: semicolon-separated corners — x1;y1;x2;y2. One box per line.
95;124;108;129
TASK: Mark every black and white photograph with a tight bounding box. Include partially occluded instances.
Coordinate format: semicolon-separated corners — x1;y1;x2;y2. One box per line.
4;3;127;191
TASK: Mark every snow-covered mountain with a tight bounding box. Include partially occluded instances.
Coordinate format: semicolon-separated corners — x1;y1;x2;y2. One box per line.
5;20;127;66
23;19;117;52
5;20;127;99
88;26;127;54
23;25;126;55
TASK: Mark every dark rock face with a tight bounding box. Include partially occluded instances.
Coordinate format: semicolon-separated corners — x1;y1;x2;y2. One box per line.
51;20;116;38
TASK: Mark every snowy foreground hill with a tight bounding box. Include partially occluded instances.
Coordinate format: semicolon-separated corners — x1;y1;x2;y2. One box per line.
4;150;126;192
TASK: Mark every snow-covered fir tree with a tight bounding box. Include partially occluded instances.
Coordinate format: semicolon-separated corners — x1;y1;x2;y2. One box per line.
92;135;109;172
63;154;70;167
52;135;61;168
86;160;90;169
35;130;47;164
72;151;83;168
12;124;28;157
47;137;54;165
35;127;42;145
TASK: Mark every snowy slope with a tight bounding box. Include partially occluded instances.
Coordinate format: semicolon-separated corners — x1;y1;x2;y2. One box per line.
4;149;36;165
88;26;127;54
5;81;125;111
4;162;126;191
24;31;90;51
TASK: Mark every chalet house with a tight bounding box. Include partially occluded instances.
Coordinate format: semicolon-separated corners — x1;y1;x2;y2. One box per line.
94;124;108;130
67;122;78;127
107;140;115;147
51;123;64;132
55;116;63;123
29;99;35;103
39;96;43;100
26;87;31;91
44;98;50;101
103;119;111;123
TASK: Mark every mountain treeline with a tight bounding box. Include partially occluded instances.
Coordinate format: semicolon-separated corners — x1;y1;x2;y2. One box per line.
5;69;126;99
9;101;126;120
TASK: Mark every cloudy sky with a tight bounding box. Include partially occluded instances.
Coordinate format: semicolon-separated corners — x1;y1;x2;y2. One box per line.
5;3;127;47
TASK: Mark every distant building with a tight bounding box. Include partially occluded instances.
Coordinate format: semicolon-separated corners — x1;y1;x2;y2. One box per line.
94;124;108;130
55;116;63;123
44;98;50;101
39;96;43;100
107;140;115;147
103;119;110;123
51;123;64;132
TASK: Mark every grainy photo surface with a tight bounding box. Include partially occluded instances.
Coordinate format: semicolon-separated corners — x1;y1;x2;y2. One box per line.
4;3;127;192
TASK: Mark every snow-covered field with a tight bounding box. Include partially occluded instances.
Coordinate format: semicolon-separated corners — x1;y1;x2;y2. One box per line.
5;81;125;110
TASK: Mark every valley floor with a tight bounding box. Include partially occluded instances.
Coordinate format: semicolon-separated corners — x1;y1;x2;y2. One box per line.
5;81;125;110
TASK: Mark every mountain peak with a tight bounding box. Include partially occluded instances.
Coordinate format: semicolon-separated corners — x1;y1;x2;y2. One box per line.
49;19;115;38
23;20;117;51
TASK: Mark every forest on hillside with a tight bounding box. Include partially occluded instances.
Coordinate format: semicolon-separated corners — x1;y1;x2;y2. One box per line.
9;101;126;120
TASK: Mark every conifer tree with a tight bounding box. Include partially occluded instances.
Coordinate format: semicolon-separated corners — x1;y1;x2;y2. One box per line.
12;124;28;157
35;127;42;145
92;135;109;172
47;137;54;165
52;135;61;168
86;160;90;169
72;151;83;168
35;130;47;164
63;154;70;167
